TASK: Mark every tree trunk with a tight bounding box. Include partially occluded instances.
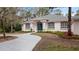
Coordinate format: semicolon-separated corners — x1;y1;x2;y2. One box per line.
11;21;14;33
68;7;72;36
2;17;6;39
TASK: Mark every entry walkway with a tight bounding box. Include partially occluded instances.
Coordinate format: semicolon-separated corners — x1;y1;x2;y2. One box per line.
0;33;41;51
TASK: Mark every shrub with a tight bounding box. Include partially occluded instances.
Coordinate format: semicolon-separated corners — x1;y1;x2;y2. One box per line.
53;32;79;39
15;23;21;31
5;26;11;32
0;28;3;33
52;31;64;37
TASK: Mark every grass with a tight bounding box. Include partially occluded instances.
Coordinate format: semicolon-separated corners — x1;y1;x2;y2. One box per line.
33;33;79;51
39;42;79;51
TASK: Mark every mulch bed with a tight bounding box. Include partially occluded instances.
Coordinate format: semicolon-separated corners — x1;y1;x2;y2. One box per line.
33;33;79;51
0;36;17;43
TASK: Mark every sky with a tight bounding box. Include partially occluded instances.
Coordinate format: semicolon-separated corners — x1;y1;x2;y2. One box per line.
57;7;79;16
31;7;79;16
18;7;79;16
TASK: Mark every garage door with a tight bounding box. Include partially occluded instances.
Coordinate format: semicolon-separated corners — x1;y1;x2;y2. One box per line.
74;22;79;35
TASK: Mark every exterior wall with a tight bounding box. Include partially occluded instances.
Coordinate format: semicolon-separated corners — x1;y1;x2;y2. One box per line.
42;21;79;35
31;22;37;32
71;22;74;34
55;22;60;31
22;20;79;35
72;21;79;35
47;22;68;32
47;22;56;31
22;22;68;32
22;24;26;31
22;23;31;31
43;22;48;31
55;22;68;32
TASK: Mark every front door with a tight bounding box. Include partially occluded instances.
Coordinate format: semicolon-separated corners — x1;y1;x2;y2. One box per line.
37;22;43;32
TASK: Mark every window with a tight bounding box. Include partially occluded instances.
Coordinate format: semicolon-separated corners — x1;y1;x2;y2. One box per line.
61;22;68;29
26;23;30;29
48;22;55;29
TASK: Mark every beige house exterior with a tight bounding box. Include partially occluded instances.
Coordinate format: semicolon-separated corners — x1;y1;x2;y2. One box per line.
22;14;79;35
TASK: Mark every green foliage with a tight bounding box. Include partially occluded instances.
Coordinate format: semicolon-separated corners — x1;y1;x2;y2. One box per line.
5;26;11;32
36;7;50;17
0;28;3;33
53;9;63;15
75;9;79;16
41;31;64;36
52;31;64;37
15;23;21;31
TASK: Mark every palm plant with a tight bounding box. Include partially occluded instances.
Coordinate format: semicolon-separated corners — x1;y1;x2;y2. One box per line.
25;11;32;21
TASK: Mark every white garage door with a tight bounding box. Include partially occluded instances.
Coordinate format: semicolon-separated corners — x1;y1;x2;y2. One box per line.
74;22;79;35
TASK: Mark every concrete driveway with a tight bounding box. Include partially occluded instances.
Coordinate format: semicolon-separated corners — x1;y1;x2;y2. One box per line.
0;33;41;51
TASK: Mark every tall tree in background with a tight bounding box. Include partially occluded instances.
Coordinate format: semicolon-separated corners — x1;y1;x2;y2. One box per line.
8;7;17;32
0;8;9;39
53;9;63;15
75;9;79;16
36;7;49;17
25;11;32;21
19;8;32;21
68;7;72;36
0;7;19;38
2;7;18;33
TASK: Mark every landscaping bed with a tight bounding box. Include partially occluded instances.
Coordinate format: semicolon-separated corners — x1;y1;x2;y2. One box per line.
33;33;79;51
0;36;17;43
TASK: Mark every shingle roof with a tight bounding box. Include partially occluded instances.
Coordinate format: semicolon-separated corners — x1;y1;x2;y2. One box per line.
31;14;68;22
31;14;79;22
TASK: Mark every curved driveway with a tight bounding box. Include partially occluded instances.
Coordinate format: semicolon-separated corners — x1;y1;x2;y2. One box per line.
0;33;41;51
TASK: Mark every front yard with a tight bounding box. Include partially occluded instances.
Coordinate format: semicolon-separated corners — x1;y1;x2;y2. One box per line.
33;32;79;51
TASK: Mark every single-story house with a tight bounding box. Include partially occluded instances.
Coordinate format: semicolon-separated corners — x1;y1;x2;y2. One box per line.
22;14;79;35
